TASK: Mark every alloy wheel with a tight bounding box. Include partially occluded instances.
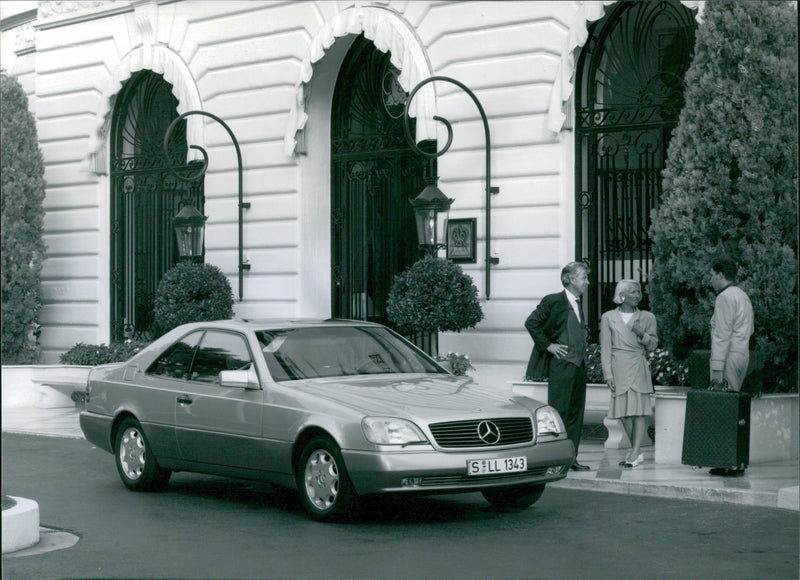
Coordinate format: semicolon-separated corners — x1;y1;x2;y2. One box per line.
119;426;146;481
304;449;340;510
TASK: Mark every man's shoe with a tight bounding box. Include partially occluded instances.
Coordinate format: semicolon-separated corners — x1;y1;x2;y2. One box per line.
709;467;745;476
570;462;591;471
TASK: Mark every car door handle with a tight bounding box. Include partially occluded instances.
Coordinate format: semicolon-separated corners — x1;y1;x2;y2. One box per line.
177;396;193;406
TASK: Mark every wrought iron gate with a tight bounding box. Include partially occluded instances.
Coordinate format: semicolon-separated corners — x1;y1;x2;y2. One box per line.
110;71;204;341
575;0;696;335
331;36;436;353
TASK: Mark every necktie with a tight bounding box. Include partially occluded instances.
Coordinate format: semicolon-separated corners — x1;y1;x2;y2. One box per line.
575;298;582;323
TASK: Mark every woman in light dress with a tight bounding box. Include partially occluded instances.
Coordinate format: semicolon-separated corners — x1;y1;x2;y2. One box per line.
600;280;658;468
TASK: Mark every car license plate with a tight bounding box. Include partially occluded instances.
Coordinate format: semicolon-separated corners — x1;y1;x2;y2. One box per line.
467;456;527;476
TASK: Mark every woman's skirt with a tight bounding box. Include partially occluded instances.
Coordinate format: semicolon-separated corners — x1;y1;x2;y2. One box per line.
608;388;653;419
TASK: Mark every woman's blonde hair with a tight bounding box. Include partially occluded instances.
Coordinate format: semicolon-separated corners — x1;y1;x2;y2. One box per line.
613;279;640;304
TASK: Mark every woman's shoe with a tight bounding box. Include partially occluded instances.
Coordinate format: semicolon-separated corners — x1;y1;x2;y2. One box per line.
624;454;644;468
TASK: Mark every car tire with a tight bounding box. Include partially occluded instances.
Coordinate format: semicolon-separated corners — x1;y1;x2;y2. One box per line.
297;436;358;522
481;483;545;508
115;417;171;492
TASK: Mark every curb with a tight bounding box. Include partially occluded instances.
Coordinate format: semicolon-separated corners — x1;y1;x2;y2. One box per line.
2;496;40;554
551;476;785;510
777;486;800;511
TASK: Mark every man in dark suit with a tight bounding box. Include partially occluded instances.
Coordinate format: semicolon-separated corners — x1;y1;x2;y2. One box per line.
525;261;591;471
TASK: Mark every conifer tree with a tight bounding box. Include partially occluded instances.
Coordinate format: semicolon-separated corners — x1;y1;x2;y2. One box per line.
1;73;47;364
649;0;798;391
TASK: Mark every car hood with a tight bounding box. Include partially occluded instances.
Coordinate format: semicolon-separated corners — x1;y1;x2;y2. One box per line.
293;374;538;419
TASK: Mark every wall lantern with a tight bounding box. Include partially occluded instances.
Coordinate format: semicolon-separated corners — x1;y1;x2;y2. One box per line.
410;174;454;256
402;76;500;298
173;205;207;261
164;110;250;300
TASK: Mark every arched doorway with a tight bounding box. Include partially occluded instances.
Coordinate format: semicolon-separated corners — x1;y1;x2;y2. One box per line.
109;71;204;341
330;35;436;350
575;0;696;335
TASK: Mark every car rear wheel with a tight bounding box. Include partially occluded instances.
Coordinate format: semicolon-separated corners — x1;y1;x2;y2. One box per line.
297;436;358;522
481;483;545;508
115;418;171;492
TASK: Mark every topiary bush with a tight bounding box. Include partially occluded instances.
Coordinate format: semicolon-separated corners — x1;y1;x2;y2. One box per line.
152;261;234;336
648;0;798;392
387;256;483;335
60;340;151;365
1;73;47;364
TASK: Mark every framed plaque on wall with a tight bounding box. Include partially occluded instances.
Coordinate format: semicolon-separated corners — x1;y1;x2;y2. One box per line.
446;218;477;263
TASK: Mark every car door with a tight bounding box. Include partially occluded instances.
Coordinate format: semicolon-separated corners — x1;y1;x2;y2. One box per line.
139;330;204;460
174;330;265;469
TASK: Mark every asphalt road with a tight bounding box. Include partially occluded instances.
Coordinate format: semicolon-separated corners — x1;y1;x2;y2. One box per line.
2;433;797;580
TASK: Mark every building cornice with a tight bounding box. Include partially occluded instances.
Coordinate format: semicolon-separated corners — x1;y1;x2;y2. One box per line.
1;9;37;32
35;0;179;31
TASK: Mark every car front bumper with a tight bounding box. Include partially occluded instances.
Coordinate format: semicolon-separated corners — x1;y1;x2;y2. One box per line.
343;438;575;495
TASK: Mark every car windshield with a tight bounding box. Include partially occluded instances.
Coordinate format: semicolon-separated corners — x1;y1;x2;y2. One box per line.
255;326;445;381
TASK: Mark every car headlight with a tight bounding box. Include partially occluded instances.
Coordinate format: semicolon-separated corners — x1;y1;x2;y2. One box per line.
361;417;429;446
535;406;565;437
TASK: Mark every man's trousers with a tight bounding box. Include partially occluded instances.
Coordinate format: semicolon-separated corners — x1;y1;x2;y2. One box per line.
547;358;587;453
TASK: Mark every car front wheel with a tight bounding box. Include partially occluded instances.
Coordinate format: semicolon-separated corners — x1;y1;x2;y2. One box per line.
297;436;358;522
115;417;171;492
482;483;545;508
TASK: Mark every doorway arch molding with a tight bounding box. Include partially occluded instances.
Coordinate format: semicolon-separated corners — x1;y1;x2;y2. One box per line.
546;0;704;133
283;5;436;156
88;44;203;174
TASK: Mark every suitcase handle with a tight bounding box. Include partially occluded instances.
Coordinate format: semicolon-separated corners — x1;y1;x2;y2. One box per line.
710;379;729;391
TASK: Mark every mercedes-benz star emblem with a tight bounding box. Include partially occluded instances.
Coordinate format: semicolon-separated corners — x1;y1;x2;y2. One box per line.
477;420;501;445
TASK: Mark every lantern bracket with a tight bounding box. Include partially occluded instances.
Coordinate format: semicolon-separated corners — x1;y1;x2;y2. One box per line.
164;110;250;300
402;76;499;298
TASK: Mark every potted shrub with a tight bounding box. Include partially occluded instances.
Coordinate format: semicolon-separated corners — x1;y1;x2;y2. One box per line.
646;0;798;465
435;352;475;377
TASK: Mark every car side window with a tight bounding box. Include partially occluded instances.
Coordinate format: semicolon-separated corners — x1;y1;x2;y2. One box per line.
146;332;202;380
190;331;253;384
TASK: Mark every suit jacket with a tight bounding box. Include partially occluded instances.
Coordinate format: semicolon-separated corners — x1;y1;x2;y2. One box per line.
710;285;754;372
525;290;584;379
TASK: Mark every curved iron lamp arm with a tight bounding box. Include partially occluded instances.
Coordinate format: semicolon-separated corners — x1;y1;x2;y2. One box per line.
402;76;499;299
163;110;250;301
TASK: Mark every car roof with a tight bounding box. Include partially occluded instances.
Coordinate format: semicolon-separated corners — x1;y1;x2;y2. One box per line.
181;318;385;332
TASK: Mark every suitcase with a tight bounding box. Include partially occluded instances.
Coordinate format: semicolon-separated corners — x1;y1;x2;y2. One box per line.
681;388;750;470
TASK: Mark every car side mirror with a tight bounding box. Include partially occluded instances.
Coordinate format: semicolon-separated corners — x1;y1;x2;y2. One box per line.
219;367;259;389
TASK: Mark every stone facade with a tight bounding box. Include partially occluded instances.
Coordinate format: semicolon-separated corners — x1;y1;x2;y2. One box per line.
0;1;702;385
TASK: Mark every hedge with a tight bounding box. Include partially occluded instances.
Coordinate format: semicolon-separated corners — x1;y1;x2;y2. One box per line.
1;73;46;364
649;0;798;392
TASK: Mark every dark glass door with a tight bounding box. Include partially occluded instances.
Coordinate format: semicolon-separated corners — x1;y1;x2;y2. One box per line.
109;71;204;341
331;35;436;353
575;0;696;336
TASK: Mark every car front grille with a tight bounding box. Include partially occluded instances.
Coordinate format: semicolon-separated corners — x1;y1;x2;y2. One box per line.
428;417;534;448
